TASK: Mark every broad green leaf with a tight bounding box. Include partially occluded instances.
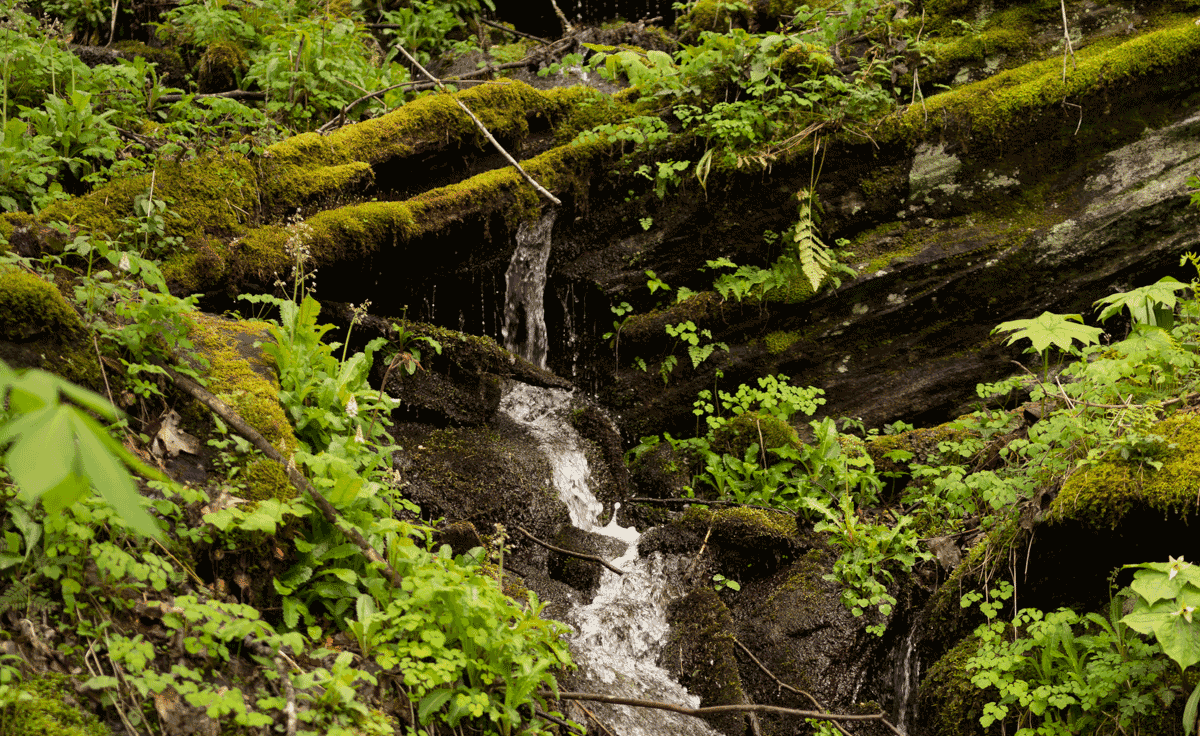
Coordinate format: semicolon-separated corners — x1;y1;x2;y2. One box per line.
72;410;162;539
992;311;1103;355
1095;277;1190;327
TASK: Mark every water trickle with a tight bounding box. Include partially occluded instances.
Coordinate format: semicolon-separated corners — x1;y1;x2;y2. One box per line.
502;208;556;370
499;382;721;736
893;624;919;733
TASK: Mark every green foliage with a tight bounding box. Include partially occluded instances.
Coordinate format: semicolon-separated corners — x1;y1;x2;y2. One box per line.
0;360;164;539
992;311;1103;378
377;0;495;66
966;597;1175;735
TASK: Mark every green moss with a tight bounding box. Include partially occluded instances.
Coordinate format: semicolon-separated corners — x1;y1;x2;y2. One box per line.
711;411;801;459
41;151;256;244
1049;412;1200;529
0;673;108;736
197;40;249;93
880;15;1200;144
165;124;618;294
763;329;802;354
682;505;796;540
0;266;82;341
240;456;293;501
187;313;298;465
681;0;752;38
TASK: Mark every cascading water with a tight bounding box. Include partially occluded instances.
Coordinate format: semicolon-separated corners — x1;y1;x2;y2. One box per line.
497;206;720;736
502;208;557;370
499;383;722;736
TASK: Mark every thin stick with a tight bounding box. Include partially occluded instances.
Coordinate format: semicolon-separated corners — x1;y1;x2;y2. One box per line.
163;367;406;590
577;703;617;736
543;691;892;724
157;90;267;103
731;637;855;736
550;0;575;33
1059;0;1076;81
317;58;540;134
627;497;789;514
517;526;624;575
391;43;562;206
478;18;551;44
106;0;118;47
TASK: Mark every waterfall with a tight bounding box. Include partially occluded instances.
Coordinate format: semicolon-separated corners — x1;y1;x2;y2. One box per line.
499;383;722;736
502;208;556;370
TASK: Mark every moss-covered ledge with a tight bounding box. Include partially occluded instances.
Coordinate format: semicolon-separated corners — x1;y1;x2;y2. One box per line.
1046;411;1200;530
878;14;1200;145
163;129;619;294
0;265;101;388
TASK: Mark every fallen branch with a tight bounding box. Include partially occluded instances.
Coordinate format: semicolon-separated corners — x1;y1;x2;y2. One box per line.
731;637;858;736
627;497;791;515
316;58;536;134
157;89;267;103
479;18;551;44
163;368;406;590
391;42;561;206
517;526;624;575
542;691;893;724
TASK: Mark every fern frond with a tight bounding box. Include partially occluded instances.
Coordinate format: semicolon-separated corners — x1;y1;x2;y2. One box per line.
792;190;833;291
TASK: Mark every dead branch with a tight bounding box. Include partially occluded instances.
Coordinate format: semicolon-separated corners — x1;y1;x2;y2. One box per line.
156;89;267;103
517;526;624;575
731;637;855;736
478;18;551;44
163;367;406;590
391;42;562;206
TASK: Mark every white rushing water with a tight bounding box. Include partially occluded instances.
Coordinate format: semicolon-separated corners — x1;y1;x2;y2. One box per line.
499;382;721;736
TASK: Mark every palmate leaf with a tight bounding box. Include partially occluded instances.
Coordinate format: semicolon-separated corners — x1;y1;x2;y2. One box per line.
991;311;1103;356
1095;276;1191;328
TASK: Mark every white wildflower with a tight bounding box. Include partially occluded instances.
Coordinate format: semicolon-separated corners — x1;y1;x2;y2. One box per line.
346;395;359;417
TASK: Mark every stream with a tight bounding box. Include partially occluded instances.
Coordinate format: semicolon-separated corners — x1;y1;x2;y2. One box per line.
499;382;722;736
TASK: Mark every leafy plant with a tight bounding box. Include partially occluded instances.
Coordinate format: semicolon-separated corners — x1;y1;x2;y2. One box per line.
992;311;1103;379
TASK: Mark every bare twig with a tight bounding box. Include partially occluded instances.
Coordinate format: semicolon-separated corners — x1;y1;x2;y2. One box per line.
316;58;536;133
516;526;624;575
1059;0;1076;80
156;89;267;103
731;637;854;736
577;702;617;736
390;43;561;206
549;0;575;33
543;691;893;724
163;367;406;590
479;18;551;44
627;497;790;515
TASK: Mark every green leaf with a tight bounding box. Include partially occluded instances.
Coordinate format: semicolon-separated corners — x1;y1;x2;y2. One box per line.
991;312;1102;356
418;688;455;724
1184;680;1200;736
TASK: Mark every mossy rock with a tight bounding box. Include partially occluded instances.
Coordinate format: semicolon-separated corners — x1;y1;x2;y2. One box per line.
710;411;802;460
186;313;298;468
663;588;749;735
197;40;248;93
641;505;799;581
111;40;187;84
680;0;752;42
0;673;108;736
914;635;989;736
548;525;625;593
0;265;101;388
1048;412;1200;529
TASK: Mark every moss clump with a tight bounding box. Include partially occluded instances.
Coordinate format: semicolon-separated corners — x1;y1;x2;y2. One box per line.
240;456;293;501
41;151;256;244
681;505;797;540
0;265;82;341
197;40;249;93
1048;412;1200;529
0;266;100;387
681;0;752;40
711;411;801;459
0;673;108;736
763;329;802;354
776;42;834;80
187;313;297;464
